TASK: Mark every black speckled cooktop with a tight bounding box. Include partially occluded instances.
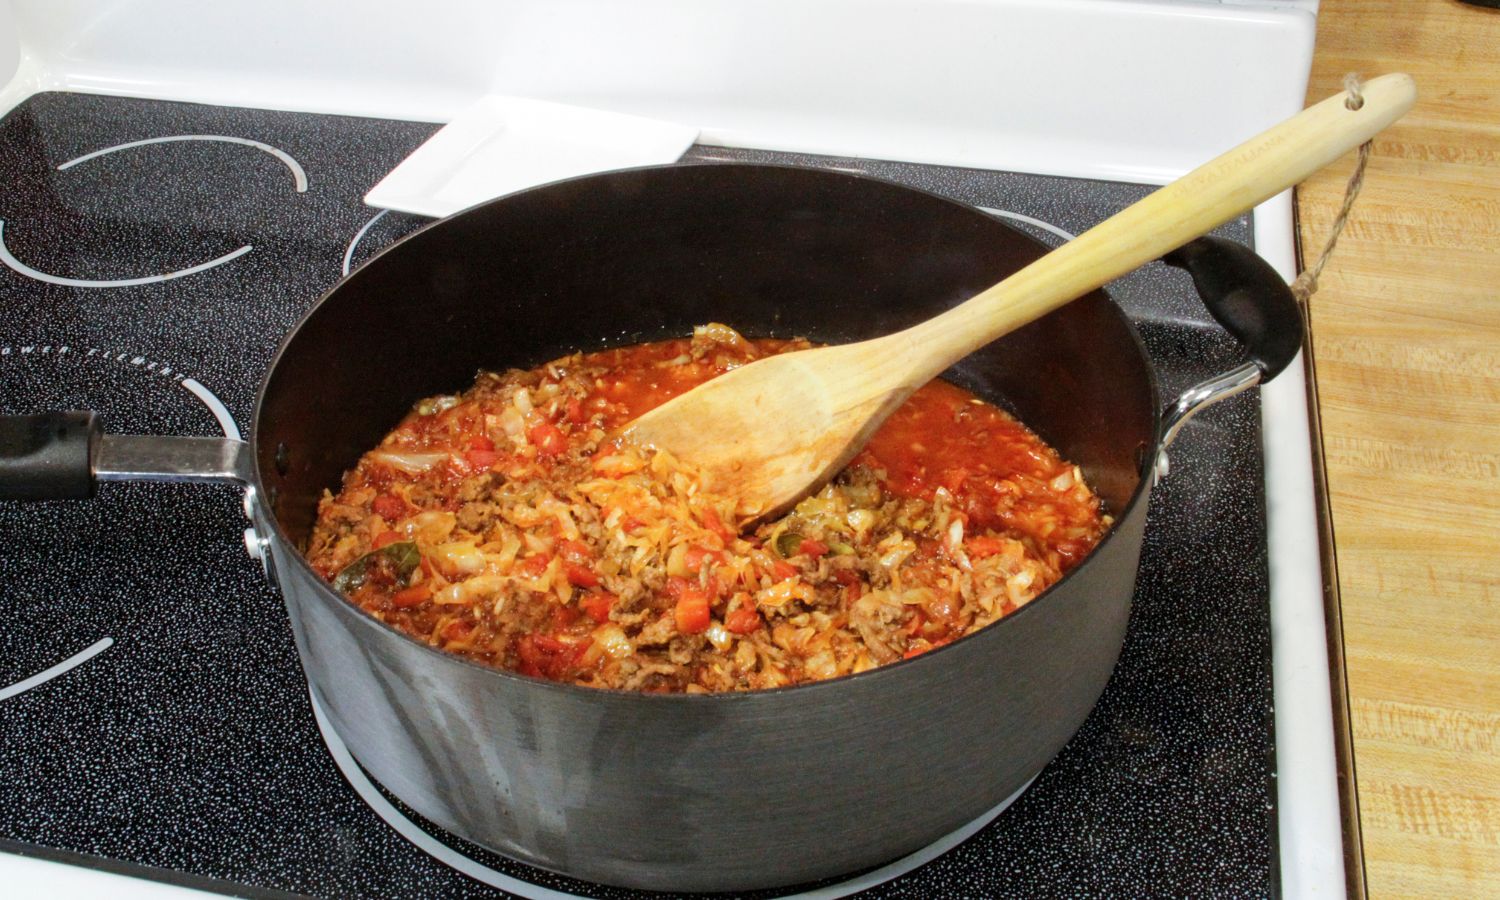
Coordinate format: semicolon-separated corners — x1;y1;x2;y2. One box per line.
0;92;1274;898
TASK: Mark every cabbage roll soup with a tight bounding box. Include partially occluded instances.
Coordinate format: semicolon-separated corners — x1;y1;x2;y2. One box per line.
305;325;1109;693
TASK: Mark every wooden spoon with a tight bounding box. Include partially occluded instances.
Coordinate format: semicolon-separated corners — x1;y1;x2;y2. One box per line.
621;73;1417;523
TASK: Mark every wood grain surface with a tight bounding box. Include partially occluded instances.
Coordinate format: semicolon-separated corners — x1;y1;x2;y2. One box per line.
1298;1;1500;896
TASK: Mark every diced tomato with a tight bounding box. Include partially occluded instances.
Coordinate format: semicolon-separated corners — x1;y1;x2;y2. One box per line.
442;619;475;640
940;467;969;494
580;592;616;624
683;545;725;572
1055;539;1089;566
664;576;692;600
674;589;712;635
371;493;407;520
569;637;596;666
833;567;864;602
565;397;586;423
699;507;735;542
464;448;499;470
533;633;568;653
551;604;581;630
515;635;544;677
771;560;798;582
725;605;762;634
518;553;553;577
966;535;1007;560
798;539;830;558
391;584;432;608
467;435;495;452
516;632;577;678
372;530;404;550
419;555;437;579
558;540;593;564
564;563;600;588
528;422;566;457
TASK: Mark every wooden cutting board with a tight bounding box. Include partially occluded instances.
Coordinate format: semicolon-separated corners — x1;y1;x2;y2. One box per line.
1297;1;1500;895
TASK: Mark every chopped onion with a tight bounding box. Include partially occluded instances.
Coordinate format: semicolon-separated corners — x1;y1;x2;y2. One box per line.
705;623;732;651
591;453;645;477
665;543;690;577
757;578;813;608
369;450;448;475
693;322;751;349
877;541;915;570
594;624;634;659
453;574;507;605
415;395;459;416
435;580;510;607
804;650;838;680
488;532;522;572
1006;568;1036;604
846;508;876;536
498;407;526;441
410;510;457;544
435;541;486;575
945;518;965;552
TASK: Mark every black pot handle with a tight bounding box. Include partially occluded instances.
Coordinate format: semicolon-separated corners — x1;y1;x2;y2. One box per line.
0;411;252;500
1154;236;1305;456
0;411;102;500
1163;235;1304;381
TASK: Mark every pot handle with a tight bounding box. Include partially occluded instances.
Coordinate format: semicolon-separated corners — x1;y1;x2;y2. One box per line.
1157;236;1305;450
0;411;252;500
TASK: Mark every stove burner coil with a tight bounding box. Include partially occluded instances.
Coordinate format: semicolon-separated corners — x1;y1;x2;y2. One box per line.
0;134;310;288
0;345;246;702
0;637;114;701
56;134;309;193
342;209;391;276
0;220;253;288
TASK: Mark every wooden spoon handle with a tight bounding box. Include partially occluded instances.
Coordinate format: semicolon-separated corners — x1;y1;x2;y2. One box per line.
897;73;1417;379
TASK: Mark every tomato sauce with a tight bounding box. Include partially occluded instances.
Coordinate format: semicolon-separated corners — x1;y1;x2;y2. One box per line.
571;338;1103;569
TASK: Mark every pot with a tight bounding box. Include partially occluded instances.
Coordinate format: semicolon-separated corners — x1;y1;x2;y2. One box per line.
0;163;1300;892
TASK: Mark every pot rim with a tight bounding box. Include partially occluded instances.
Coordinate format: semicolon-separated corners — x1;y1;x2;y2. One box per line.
250;160;1164;704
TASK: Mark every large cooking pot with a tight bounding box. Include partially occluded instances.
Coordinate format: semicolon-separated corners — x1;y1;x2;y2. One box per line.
0;164;1300;891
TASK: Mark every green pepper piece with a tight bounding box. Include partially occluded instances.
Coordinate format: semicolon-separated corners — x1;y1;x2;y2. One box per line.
774;531;804;559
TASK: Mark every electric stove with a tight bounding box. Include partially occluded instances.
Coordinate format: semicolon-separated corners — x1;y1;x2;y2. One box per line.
0;2;1344;897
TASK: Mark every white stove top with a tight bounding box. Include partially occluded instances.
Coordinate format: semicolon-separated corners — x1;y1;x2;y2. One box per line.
0;1;1341;897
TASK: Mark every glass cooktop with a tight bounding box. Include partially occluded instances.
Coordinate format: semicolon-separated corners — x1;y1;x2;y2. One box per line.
0;92;1274;897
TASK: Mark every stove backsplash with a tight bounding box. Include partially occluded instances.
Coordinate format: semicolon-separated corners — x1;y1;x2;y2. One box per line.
0;4;18;89
3;0;1315;187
